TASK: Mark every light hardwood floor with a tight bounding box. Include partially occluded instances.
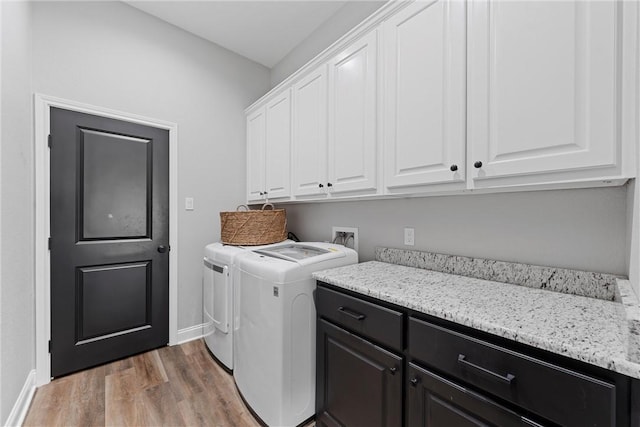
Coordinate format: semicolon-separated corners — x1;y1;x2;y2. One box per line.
23;339;300;427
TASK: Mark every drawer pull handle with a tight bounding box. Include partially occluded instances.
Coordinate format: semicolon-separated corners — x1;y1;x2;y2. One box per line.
521;417;544;427
337;306;366;321
458;354;515;385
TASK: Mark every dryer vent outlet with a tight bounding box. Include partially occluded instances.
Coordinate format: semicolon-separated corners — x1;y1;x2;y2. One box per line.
331;226;358;253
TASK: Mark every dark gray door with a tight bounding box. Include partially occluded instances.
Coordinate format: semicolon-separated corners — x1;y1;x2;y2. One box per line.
50;107;169;378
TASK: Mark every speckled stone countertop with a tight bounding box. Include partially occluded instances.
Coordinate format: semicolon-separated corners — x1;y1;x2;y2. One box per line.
313;261;640;380
376;247;619;301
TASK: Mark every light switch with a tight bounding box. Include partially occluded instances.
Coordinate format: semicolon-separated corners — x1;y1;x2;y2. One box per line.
185;197;194;211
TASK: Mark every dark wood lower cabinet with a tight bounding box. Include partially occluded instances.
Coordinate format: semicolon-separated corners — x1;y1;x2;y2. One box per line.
316;319;403;427
316;282;639;427
407;363;543;427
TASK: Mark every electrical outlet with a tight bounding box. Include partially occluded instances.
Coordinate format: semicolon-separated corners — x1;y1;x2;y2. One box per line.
404;227;415;246
331;226;359;253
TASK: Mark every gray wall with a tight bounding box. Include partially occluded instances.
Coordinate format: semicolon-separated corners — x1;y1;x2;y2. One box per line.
284;186;629;275
1;1;35;422
31;1;271;331
269;1;384;87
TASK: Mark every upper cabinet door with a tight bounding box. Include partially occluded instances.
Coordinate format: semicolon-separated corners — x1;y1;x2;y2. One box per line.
327;29;378;195
264;90;292;199
383;0;466;190
468;1;619;183
246;109;266;202
292;66;328;197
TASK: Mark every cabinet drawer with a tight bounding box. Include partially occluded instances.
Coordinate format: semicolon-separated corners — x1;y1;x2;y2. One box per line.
409;317;616;427
316;286;403;351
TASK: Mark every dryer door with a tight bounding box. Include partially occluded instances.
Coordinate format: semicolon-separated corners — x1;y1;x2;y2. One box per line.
203;258;230;334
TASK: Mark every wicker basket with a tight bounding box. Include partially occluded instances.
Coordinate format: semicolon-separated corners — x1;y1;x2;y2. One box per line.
220;204;287;246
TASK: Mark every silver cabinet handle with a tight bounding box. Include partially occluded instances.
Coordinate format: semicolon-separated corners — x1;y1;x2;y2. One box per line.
458;354;515;385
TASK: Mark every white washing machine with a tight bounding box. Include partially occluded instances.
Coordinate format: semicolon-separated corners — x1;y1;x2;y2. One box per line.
202;240;290;370
233;242;358;427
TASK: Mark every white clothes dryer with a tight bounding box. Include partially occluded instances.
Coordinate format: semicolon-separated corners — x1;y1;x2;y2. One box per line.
233;242;358;427
202;240;290;370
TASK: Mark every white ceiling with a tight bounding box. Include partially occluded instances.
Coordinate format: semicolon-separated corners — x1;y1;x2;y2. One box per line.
125;1;349;68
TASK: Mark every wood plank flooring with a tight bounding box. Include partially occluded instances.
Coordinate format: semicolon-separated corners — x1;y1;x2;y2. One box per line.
24;339;305;427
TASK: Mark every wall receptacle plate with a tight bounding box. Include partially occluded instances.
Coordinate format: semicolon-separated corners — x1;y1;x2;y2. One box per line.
404;227;415;246
332;226;359;253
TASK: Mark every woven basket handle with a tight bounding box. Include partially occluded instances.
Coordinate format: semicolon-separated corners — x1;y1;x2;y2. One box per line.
261;203;275;211
236;205;250;211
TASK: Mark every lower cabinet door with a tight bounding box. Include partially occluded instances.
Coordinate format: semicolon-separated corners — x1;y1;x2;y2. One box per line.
407;363;544;427
316;319;403;427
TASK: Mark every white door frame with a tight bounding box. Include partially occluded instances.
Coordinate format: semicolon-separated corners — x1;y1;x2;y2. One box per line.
34;93;179;386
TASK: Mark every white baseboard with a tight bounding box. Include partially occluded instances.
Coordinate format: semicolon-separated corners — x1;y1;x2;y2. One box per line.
4;369;36;427
176;323;206;345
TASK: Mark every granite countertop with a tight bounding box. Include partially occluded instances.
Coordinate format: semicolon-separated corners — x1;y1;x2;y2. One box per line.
313;260;640;380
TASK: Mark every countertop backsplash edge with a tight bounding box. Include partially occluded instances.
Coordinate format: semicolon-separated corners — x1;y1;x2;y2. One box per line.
375;247;621;301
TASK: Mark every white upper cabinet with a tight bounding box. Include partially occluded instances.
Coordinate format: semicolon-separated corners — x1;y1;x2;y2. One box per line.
327;29;379;195
246;109;266;202
264;91;291;199
467;0;620;185
246;0;635;203
246;90;291;202
292;66;328;198
383;0;466;191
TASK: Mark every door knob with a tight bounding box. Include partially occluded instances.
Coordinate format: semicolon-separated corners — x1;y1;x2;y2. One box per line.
450;164;458;172
157;245;169;253
474;161;483;168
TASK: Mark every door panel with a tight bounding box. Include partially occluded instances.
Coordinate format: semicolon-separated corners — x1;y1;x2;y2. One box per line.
212;264;229;333
407;363;534;427
80;129;151;239
292;66;328;197
203;260;215;337
316;319;402;427
203;260;229;335
264;91;291;199
50;107;169;377
327;30;378;194
246;109;266;201
77;262;151;341
384;0;466;189
468;0;618;181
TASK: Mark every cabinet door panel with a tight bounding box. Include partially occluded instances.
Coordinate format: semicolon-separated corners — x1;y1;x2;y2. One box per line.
384;0;466;189
264;91;291;199
468;1;619;182
246;109;266;202
328;30;378;194
316;319;402;427
292;66;328;197
407;363;534;427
